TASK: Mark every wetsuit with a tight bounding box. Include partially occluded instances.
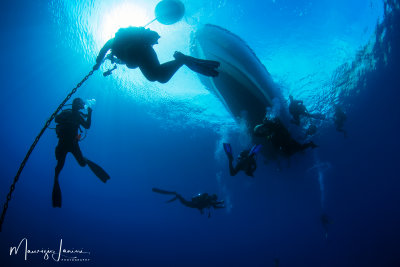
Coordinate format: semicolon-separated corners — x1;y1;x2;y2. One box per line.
229;153;257;177
289;99;308;125
255;117;316;157
95;27;183;83
174;193;224;212
152;188;225;217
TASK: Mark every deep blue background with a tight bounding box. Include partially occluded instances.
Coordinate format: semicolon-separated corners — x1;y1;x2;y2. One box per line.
0;0;399;266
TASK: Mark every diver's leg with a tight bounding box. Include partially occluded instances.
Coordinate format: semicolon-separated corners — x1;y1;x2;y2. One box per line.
228;159;236;176
55;145;67;178
175;194;193;208
173;51;220;77
225;144;238;176
71;142;87;167
138;47;183;83
229;159;241;176
72;143;110;182
245;162;256;177
152;188;177;195
53;144;67;208
166;196;178;203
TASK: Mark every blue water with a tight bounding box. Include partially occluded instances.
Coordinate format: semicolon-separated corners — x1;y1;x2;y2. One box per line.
1;0;400;266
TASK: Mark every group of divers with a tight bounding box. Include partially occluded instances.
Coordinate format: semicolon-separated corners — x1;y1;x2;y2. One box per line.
52;27;345;231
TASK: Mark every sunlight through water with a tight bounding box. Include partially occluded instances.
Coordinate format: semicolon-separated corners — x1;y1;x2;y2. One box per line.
48;0;386;131
96;3;151;45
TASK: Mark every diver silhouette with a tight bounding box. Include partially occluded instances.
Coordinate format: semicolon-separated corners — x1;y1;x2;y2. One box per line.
254;116;317;158
223;143;261;177
152;188;224;217
52;98;110;207
94;27;220;83
289;95;325;126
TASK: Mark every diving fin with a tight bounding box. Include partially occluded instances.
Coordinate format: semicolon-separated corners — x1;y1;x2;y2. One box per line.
248;144;262;157
152;188;177;195
86;159;110;183
174;52;220;77
52;179;62;208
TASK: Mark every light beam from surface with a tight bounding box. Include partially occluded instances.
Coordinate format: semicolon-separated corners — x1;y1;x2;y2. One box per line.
96;3;152;45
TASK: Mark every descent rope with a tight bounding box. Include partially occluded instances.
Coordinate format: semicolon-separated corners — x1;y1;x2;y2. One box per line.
0;68;96;232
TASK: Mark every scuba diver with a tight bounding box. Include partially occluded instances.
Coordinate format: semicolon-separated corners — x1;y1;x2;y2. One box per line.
289;95;325;126
223;143;261;177
53;98;110;208
94;27;220;82
321;213;333;240
254;116;317;158
334;105;347;137
289;95;308;125
152;188;225;218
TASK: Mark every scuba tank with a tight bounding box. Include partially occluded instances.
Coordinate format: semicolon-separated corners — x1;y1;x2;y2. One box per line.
55;104;93;141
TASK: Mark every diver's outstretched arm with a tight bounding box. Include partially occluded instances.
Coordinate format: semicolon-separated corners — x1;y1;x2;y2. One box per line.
94;38;114;69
